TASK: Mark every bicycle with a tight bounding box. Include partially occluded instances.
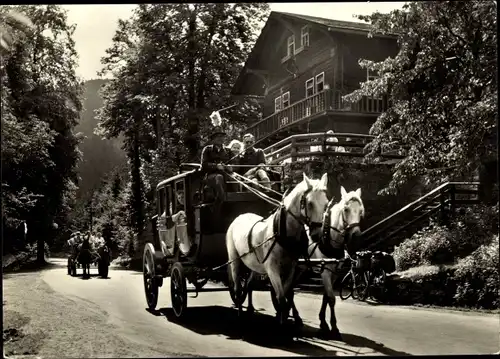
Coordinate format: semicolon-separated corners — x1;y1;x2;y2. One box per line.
338;251;372;301
364;251;389;302
339;250;389;302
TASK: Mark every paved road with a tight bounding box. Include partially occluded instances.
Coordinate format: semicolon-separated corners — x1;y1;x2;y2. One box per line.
6;258;500;357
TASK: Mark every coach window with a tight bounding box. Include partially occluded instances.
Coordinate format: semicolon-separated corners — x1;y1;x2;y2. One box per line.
174;180;185;212
158;188;167;216
166;185;173;215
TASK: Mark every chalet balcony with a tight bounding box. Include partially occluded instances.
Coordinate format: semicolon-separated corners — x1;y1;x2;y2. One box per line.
246;89;387;143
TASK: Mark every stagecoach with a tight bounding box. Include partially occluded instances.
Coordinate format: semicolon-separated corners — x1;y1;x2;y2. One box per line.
67;232;111;278
143;163;287;317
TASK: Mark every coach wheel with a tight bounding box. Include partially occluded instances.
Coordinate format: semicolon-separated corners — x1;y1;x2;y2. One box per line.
228;269;248;307
171;262;188;318
143;243;159;310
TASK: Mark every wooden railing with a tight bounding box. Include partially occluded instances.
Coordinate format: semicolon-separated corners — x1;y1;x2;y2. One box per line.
246;89;387;142
263;132;404;165
362;182;481;252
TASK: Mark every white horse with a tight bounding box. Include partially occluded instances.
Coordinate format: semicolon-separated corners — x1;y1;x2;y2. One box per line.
226;173;330;326
310;186;364;340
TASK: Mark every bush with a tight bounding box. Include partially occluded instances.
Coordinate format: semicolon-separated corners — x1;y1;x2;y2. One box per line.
393;204;499;271
393;225;454;271
453;235;499;309
381;265;458;307
386;235;499;310
448;204;499;258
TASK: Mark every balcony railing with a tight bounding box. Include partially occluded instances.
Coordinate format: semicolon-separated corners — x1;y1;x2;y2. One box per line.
263;132;405;165
246;89;387;142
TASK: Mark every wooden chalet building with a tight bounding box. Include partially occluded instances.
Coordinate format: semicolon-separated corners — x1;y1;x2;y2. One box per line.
232;11;399;149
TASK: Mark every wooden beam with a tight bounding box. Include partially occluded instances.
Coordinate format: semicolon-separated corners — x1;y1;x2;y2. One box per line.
327;26;396;40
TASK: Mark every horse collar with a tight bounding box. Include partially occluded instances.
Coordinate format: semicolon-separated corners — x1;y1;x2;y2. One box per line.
272;206;308;259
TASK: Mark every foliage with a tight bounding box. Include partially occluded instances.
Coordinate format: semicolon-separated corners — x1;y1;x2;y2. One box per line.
453;235;499;309
1;5;83;261
75;79;126;207
0;9;33;54
394;226;452;271
94;3;269;254
344;1;497;194
385;234;499;310
393;204;498;271
90;168;133;256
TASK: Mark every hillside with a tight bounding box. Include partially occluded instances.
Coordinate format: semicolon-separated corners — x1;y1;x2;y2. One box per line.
75;79;126;202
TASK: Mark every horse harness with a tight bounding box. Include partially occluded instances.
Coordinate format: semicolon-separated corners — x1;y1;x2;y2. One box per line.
310;197;362;260
246;187;325;264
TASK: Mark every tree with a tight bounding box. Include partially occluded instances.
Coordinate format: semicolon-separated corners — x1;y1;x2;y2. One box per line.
0;9;33;54
344;1;497;195
1;5;83;262
96;4;269;245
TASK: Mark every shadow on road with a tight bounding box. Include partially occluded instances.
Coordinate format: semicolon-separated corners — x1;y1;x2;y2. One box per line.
75;273;110;280
147;305;411;356
3;259;63;277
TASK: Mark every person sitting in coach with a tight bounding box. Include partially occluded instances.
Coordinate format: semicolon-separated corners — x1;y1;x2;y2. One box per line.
239;133;272;189
200;112;233;215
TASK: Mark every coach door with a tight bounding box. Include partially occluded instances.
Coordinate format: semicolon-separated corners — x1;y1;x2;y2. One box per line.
157;186;169;253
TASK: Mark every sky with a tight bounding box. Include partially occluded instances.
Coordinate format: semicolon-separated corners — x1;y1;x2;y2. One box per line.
62;2;406;81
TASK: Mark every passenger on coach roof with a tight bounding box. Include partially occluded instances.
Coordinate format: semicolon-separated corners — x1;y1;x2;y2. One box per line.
238;133;272;189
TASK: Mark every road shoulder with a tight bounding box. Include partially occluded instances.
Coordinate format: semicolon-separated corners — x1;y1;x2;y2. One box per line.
2;267;169;358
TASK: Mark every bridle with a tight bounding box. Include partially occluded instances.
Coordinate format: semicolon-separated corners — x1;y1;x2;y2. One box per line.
285;187;327;232
321;197;362;243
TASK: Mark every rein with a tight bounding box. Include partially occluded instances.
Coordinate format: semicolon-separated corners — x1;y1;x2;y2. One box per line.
223;171;326;265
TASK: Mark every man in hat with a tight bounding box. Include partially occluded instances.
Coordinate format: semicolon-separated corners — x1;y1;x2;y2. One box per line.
200;125;233;214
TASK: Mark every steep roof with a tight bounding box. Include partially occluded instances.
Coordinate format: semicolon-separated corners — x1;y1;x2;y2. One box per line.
275;11;373;33
231;11;396;96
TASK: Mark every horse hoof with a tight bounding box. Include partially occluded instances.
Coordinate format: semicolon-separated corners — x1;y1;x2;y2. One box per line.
247;306;255;315
294;317;304;327
319;322;330;333
330;329;343;341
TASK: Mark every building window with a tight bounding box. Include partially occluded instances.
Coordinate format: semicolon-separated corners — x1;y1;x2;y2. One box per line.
275;91;291;113
274;96;282;113
287;35;295;57
305;78;314;97
301;26;309;47
282;92;290;108
315;72;325;92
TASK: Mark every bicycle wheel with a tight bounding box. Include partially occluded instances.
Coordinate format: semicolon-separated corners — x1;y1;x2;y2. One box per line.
355;271;370;301
339;271;354;300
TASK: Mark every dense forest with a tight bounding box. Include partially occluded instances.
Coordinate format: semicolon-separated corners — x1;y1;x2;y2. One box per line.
68;79;127;235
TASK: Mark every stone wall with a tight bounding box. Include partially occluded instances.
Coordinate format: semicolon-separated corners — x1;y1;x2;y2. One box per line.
283;158;431;229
